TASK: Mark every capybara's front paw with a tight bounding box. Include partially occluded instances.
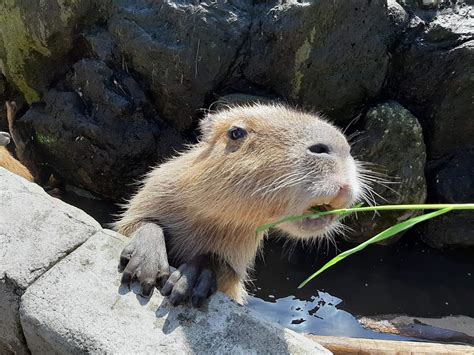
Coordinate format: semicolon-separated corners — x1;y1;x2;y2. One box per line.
161;255;217;308
119;235;170;298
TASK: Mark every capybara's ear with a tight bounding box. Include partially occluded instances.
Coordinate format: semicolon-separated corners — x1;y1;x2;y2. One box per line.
0;131;11;146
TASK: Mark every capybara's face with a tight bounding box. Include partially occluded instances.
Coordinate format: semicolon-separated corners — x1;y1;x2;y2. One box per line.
197;104;363;238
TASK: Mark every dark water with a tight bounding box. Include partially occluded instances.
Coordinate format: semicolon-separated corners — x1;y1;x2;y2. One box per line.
247;236;474;338
62;190;474;339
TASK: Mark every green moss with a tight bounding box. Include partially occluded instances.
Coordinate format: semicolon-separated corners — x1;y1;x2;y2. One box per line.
0;0;51;102
35;132;56;147
292;26;316;99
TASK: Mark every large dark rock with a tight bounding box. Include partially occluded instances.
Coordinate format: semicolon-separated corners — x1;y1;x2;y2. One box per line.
0;74;6;131
108;0;252;129
420;150;474;248
16;59;182;199
348;101;427;244
388;3;474;159
0;0;111;103
244;0;408;126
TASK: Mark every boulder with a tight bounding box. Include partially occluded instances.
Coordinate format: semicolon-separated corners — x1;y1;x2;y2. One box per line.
0;0;111;103
348;101;427;244
108;0;252;129
244;0;408;125
421;150;474;248
0;168;329;354
20;229;329;354
0;168;100;353
16;59;182;199
388;3;474;159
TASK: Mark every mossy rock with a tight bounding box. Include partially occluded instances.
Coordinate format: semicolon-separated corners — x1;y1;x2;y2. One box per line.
0;0;110;103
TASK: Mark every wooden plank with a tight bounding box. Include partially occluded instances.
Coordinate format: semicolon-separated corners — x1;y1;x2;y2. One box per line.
307;335;474;354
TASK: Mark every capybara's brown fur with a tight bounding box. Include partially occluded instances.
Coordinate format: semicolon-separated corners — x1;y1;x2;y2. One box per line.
117;104;363;302
0;146;33;181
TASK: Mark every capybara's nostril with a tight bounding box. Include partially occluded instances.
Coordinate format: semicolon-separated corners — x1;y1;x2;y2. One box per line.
331;184;353;209
308;143;330;155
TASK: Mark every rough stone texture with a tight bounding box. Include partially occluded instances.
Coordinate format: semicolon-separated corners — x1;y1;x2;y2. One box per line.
16;59;182;199
348;101;427;244
386;1;474;248
244;0;408;125
389;3;474;159
0;0;111;103
420;150;474;248
0;168;100;354
20;231;329;354
0;168;329;353
108;0;252;129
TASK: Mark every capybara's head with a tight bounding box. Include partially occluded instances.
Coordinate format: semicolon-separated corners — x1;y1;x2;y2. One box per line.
192;104;363;238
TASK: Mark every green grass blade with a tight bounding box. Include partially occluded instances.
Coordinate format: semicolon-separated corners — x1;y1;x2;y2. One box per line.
256;203;474;233
297;207;453;289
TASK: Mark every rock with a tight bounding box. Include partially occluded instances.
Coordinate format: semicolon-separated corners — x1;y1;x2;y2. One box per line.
0;74;7;131
108;0;252;129
0;0;111;103
1;167;329;353
420;150;474;248
19;233;329;353
82;29;118;64
348;101;427;244
0;74;5;97
244;0;407;125
388;4;474;159
16;59;182;199
0;168;100;354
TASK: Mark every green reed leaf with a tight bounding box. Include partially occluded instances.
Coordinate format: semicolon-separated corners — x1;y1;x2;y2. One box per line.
297;207;454;288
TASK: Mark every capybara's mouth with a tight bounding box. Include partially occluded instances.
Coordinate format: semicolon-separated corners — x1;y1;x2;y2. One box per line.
308;204;333;213
298;203;338;231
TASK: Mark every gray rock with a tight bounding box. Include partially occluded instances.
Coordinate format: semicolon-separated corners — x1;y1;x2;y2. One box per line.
20;231;329;354
83;29;118;64
17;59;183;199
244;0;407;126
0;168;100;353
421;150;474;248
389;4;474;159
0;0;111;103
108;0;252;129
348;101;427;244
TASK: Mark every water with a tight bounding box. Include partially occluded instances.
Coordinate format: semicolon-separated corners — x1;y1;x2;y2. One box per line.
62;191;474;340
248;236;474;339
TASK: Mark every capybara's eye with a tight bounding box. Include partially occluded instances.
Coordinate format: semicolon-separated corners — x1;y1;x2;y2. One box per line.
228;126;247;140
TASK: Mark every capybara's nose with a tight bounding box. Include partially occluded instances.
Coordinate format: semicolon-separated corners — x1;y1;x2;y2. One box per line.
331;184;353;209
307;143;330;155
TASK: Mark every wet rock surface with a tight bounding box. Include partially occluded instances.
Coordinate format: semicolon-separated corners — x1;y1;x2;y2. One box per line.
0;0;472;247
348;101;427;244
